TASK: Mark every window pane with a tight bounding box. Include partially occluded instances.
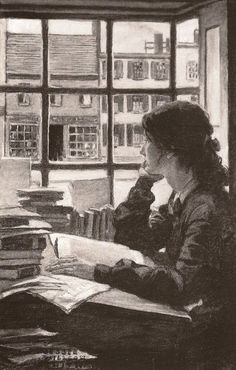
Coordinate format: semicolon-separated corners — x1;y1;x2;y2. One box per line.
49;94;107;163
206;27;220;126
49;169;108;207
114;170;138;207
0;19;42;86
31;170;42;187
48;20;106;88
113;22;170;88
176;19;199;88
2;93;41;160
114;170;172;208
113;94;170;163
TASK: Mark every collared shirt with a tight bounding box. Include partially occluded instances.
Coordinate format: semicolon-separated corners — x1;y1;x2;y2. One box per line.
169;177;198;215
174;177;198;204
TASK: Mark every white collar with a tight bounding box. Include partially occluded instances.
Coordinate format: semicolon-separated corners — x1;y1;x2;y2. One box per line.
174;177;198;204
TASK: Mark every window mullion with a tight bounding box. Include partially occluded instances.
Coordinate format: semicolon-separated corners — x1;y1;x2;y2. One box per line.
41;19;49;186
107;20;114;204
170;19;176;101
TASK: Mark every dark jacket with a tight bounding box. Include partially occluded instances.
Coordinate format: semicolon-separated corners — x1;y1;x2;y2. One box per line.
94;177;236;318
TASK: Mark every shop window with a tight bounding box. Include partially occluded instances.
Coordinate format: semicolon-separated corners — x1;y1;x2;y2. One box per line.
9;124;39;158
68;125;98;159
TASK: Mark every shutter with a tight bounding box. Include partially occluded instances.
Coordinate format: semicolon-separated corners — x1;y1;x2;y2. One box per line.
151;61;155;79
143;95;149;112
127;124;133;146
115;60;123;79
118;60;123;78
119;124;125;146
102;96;107;113
102;60;107;79
102;124;107;146
143;60;149;79
114;61;118;79
127;95;133;112
127;61;133;79
118;95;124;112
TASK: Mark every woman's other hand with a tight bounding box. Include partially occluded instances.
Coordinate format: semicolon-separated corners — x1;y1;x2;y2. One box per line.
45;257;95;281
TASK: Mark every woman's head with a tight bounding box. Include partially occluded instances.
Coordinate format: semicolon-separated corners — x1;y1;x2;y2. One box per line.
142;101;228;191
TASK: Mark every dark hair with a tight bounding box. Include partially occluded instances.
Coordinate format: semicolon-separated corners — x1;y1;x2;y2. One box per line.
142;101;228;192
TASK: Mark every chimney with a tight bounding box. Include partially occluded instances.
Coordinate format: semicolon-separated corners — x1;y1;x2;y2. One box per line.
154;33;163;54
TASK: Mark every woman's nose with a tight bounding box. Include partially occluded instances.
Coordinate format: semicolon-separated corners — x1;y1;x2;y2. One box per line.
140;142;146;156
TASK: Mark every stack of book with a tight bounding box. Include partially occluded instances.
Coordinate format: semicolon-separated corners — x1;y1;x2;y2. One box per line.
17;188;72;233
0;207;51;291
70;204;115;241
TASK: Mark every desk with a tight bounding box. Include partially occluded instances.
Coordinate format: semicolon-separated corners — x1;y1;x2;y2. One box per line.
0;233;228;369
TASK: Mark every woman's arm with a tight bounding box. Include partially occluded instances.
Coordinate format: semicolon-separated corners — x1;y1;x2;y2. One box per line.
114;176;172;256
94;203;221;305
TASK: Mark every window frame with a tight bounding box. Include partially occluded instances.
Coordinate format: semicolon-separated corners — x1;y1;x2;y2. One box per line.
0;11;200;205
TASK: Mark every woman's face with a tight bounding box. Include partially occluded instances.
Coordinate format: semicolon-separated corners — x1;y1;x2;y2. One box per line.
140;135;168;176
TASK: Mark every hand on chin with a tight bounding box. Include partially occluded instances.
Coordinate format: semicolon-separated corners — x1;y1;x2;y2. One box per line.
139;163;164;182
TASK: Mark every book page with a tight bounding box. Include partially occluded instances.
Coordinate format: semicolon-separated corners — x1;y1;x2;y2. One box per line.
0;274;111;314
48;233;155;268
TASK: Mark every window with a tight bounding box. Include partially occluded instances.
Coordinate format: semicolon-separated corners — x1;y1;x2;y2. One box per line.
0;16;199;201
68;126;98;159
127;124;144;147
151;95;171;109
18;93;30;106
128;60;149;80
79;95;92;107
101;60;107;80
114;95;124;113
186;61;198;81
9;124;39;158
114;124;125;147
50;94;62;107
176;18;199;87
127;95;149;113
151;61;169;80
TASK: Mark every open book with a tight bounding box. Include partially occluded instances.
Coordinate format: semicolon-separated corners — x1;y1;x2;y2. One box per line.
0;233;191;321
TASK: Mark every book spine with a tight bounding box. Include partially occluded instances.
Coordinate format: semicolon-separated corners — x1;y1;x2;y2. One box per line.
100;208;106;241
0;265;40;280
106;207;115;242
78;213;85;236
84;211;94;239
90;208;101;240
0;235;48;250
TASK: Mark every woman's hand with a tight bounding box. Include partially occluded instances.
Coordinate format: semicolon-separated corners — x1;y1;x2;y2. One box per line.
45;257;95;281
139;162;164;182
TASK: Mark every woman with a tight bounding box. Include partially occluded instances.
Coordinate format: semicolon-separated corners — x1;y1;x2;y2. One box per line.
48;101;235;320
